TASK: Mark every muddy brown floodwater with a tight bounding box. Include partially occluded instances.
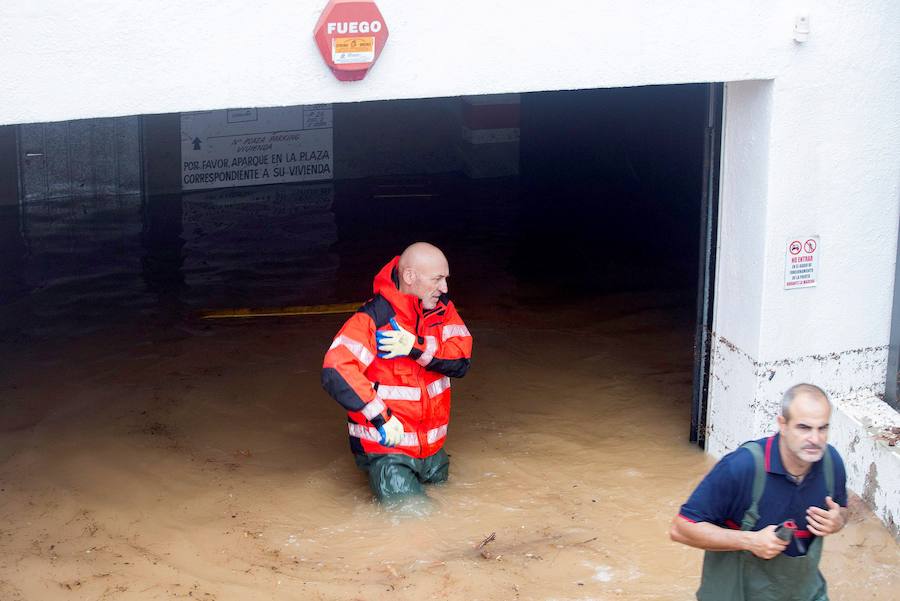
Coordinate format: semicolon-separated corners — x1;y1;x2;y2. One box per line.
1;293;898;600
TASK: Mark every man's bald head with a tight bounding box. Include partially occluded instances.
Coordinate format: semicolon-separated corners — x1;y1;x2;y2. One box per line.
398;242;449;310
399;242;446;272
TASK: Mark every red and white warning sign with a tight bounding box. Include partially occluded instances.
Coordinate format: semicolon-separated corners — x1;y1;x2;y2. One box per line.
784;235;820;289
313;0;389;81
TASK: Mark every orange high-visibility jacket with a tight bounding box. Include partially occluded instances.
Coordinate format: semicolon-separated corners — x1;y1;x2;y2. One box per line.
322;256;473;459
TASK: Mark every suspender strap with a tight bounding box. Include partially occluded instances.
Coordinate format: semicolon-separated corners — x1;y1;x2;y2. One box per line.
740;441;766;531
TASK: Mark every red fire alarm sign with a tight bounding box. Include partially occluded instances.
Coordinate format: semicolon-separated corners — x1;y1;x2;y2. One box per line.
314;0;389;81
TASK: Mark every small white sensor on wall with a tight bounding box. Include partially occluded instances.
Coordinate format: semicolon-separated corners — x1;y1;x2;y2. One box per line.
793;14;810;43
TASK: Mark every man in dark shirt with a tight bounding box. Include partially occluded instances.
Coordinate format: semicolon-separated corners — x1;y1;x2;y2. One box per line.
670;383;847;600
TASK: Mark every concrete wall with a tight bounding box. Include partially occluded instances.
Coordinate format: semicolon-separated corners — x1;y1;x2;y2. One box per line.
334;98;461;179
0;1;785;126
0;127;18;207
707;2;900;536
16;118;142;201
2;1;899;532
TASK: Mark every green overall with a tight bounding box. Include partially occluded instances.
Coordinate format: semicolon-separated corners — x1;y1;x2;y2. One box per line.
355;449;450;501
696;442;834;601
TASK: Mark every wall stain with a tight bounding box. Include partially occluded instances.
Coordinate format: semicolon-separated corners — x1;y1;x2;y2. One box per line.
710;332;887;378
861;461;879;510
885;510;898;541
709;333;897;538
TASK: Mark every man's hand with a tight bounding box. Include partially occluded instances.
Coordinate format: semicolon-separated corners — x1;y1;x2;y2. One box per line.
376;318;415;359
745;525;790;559
377;415;404;447
806;496;844;537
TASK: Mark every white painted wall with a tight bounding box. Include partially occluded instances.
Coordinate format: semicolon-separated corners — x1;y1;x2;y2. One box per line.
0;1;785;126
2;1;899;532
706;3;900;536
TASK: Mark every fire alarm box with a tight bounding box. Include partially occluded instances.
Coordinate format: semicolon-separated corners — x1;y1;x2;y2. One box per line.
314;0;389;81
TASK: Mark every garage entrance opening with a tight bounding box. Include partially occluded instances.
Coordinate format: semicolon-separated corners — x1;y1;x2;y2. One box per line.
3;85;896;599
2;84;718;434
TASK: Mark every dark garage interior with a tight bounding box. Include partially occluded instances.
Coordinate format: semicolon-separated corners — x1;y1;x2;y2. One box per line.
0;84;708;333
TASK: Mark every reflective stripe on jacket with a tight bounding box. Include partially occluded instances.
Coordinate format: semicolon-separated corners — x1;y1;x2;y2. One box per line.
322;256;473;459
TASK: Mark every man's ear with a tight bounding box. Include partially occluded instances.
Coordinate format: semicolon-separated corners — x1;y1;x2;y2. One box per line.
776;414;787;433
401;268;416;286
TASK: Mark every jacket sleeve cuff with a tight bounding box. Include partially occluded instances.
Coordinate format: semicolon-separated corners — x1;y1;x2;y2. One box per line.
414;335;438;366
361;396;390;427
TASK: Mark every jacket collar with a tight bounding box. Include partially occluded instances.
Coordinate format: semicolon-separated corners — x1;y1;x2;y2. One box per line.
373;256;422;326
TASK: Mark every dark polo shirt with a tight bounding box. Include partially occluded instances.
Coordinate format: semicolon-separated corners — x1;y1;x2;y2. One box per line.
678;434;847;556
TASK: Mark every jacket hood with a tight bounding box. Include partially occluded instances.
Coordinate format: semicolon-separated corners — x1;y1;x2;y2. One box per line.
372;256;421;325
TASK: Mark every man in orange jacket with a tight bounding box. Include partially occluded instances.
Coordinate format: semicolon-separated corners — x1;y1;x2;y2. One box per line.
322;242;473;501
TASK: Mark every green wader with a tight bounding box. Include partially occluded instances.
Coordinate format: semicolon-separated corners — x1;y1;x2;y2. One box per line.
696;441;834;601
354;449;450;501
